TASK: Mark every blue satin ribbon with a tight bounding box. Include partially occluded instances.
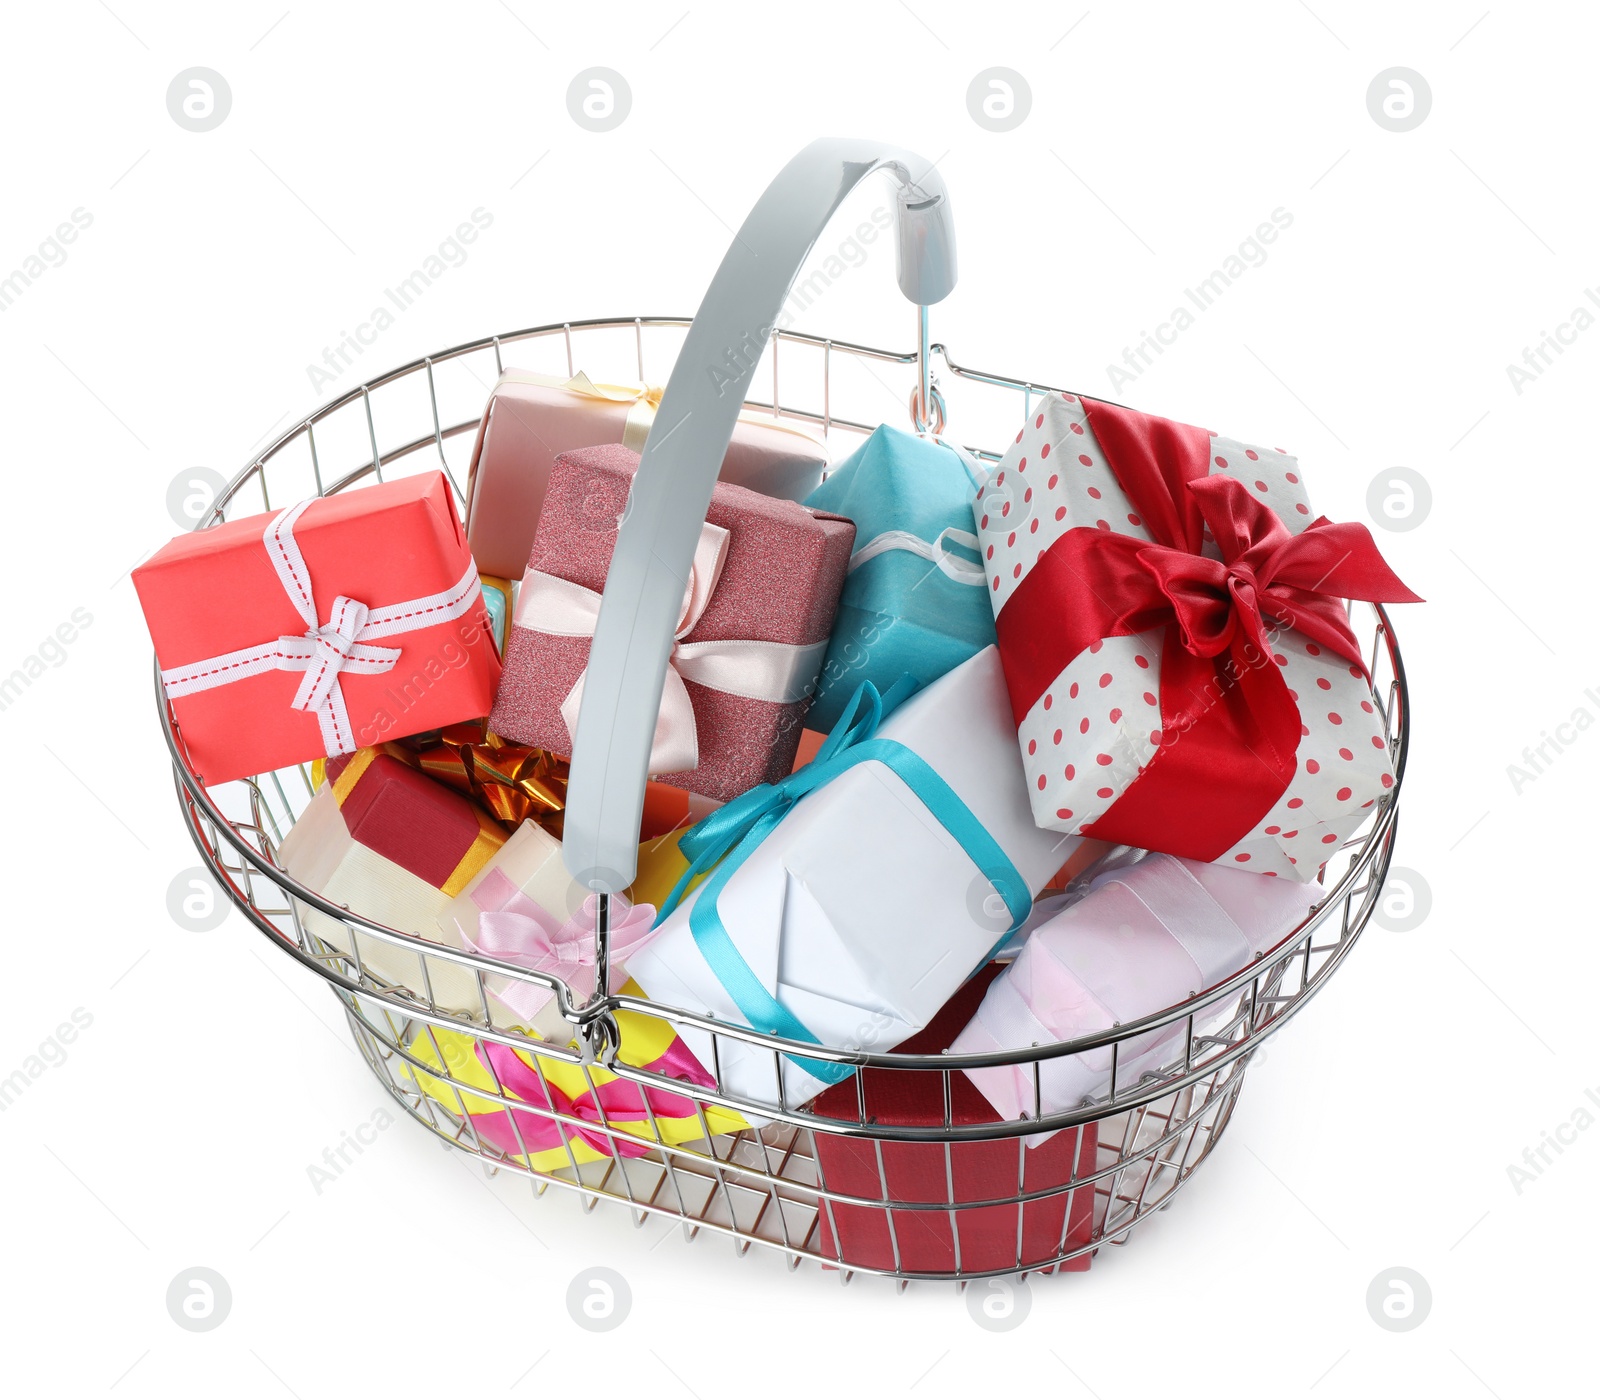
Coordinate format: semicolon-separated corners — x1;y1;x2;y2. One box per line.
654;678;1032;1086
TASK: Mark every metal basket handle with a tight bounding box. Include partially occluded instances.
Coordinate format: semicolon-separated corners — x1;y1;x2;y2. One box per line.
560;137;958;896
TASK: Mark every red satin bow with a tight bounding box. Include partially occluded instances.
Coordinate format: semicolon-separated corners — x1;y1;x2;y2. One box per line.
470;1039;709;1161
1132;471;1416;667
994;399;1421;861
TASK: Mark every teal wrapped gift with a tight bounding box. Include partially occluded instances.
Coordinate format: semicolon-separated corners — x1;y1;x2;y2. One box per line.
479;575;515;655
802;426;995;733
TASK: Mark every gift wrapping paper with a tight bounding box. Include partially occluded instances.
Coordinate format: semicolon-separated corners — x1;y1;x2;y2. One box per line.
802;424;997;733
408;1005;748;1174
136;472;499;786
811;963;1097;1274
465;369;830;578
276;750;505;1015
491;444;855;801
627;647;1080;1111
313;720;720;841
280;748;703;1030
405;721;567;833
974;393;1418;879
437;821;659;1040
417;821;750;1169
952;852;1323;1124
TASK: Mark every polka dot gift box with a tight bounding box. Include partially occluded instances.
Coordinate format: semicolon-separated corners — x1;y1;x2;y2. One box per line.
974;393;1421;880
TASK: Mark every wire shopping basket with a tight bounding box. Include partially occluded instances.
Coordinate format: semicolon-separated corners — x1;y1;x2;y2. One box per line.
157;140;1407;1286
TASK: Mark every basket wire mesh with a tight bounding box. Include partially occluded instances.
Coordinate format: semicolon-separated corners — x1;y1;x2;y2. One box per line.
158;313;1406;1285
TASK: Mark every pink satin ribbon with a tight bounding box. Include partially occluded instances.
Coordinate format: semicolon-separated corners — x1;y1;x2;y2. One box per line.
461;868;659;1021
514;518;827;773
471;1037;714;1159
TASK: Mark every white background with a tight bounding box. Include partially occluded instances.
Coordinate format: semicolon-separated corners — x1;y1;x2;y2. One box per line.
1;1;1592;1395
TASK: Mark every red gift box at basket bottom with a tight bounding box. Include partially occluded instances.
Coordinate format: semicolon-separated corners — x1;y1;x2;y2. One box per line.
975;393;1420;879
810;965;1098;1276
135;472;500;787
490;443;855;802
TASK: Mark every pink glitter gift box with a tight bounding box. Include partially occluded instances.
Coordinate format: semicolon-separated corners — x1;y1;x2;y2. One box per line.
490;444;854;802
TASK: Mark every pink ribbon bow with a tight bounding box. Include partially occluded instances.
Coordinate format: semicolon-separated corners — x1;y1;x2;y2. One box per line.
471;1038;712;1160
462;869;659;1021
514;518;827;774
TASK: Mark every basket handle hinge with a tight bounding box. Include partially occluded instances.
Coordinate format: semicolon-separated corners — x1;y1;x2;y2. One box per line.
570;890;621;1066
572;1008;622;1067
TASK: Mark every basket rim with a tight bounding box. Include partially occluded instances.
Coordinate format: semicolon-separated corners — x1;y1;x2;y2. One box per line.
156;316;1410;1113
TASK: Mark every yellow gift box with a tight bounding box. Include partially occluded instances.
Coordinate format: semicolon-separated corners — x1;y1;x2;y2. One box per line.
407;988;746;1172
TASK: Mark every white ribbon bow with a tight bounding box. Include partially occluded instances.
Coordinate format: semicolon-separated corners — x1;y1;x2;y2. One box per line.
161;497;483;757
834;433;991;588
514;520;828;774
847;526;987;586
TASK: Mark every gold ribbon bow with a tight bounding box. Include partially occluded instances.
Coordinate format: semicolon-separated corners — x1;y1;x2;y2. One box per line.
411;721;569;833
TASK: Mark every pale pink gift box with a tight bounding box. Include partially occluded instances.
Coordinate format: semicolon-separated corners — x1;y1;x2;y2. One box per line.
953;852;1324;1123
464;369;830;579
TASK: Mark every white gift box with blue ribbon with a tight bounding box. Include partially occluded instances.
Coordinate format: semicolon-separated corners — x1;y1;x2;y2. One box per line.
627;646;1079;1110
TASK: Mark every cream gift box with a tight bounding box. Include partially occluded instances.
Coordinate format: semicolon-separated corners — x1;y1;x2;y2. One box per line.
626;647;1080;1110
279;759;677;1037
276;750;511;1016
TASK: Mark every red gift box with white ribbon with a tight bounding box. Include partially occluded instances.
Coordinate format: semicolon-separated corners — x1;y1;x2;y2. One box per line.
974;394;1420;880
136;472;500;786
